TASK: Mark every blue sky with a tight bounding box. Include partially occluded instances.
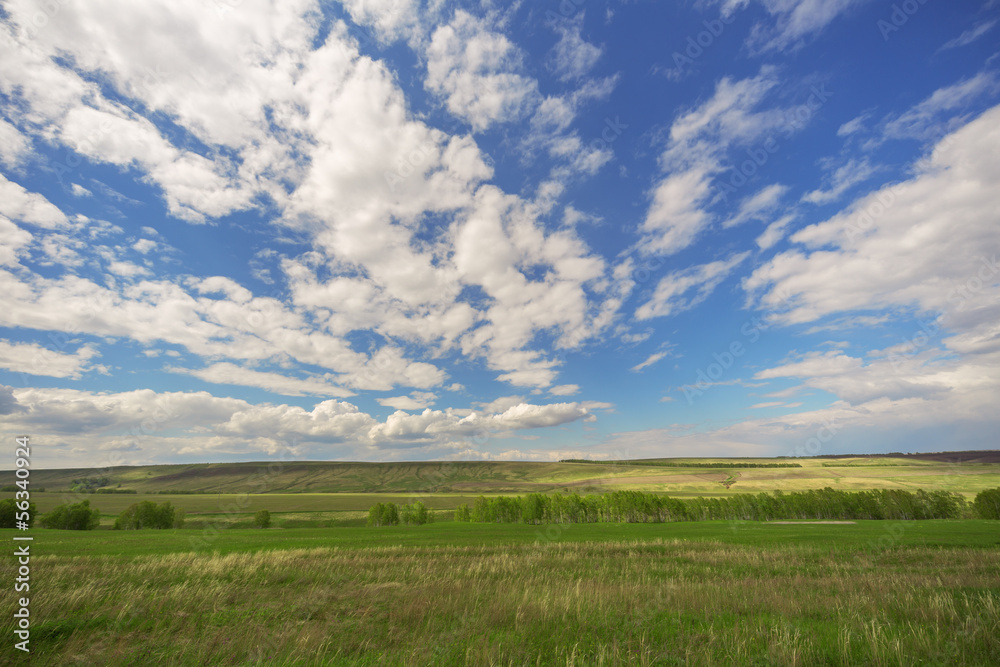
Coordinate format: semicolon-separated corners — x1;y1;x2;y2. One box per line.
1;0;999;468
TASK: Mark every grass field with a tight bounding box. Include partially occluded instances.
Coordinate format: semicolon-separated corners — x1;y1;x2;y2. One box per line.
2;521;999;665
4;455;999;665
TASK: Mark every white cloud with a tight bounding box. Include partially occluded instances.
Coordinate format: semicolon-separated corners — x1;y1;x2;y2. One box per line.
0;174;68;228
71;183;93;197
940;19;997;51
837;112;871;137
0;216;32;268
425;10;540;132
883;72;998;141
640;67;803;255
630;351;667;372
637;252;749;320
801;158;875;205
755;213;796;250
0;385;601;465
132;238;157;254
170;362;354;398
724;183;788;227
549;384;580;396
340;0;424;45
0;118;30;168
377;391;437;410
549;14;602;81
0;339;102;379
746;102;1000;326
741;0;869;53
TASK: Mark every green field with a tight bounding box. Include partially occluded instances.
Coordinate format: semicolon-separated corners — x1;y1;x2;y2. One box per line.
3;454;999;665
2;521;999;665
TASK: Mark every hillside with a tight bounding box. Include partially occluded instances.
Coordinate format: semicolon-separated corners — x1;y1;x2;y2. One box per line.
6;453;1000;497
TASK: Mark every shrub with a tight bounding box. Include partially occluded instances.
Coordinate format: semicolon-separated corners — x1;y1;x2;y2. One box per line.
974;488;1000;519
0;498;37;528
253;510;271;528
454;504;471;522
70;477;110;493
41;500;101;530
113;501;176;529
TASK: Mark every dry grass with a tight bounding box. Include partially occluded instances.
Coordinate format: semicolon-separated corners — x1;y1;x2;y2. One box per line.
3;537;998;665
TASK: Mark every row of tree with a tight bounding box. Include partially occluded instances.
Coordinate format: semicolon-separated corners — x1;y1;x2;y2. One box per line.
367;501;432;526
454;488;986;525
113;500;184;529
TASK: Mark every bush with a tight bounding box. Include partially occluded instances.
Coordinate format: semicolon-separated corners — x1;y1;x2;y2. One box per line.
454;504;471;522
254;510;271;528
0;498;37;528
974;488;1000;519
70;477;110;493
41;500;101;530
113;501;176;530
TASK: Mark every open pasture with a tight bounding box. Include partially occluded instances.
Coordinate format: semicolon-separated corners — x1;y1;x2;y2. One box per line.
2;521;999;665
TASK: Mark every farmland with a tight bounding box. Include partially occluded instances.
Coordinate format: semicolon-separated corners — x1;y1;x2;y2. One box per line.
2;454;999;665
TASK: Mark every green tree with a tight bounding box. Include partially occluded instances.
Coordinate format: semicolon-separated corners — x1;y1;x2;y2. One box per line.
454;504;471;522
254;510;271;528
367;502;400;527
113;501;176;529
974;488;1000;519
41;500;101;530
0;498;37;528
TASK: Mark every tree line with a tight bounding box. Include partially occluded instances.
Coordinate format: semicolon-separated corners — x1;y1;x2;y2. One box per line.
450;488;992;525
367;501;432;526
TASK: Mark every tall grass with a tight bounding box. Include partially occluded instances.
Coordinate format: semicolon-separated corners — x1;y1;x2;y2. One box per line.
2;537;998;665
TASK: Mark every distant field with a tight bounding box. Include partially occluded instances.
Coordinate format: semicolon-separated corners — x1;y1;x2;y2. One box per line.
2;521;998;665
6;453;1000;497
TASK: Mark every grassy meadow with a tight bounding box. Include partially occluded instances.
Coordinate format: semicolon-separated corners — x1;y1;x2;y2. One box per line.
2;454;999;665
2;522;999;665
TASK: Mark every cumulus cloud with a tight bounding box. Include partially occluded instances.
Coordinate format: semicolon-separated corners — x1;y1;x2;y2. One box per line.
0;340;103;379
0;386;598;466
0;174;69;228
746;102;1000;325
425;10;540;132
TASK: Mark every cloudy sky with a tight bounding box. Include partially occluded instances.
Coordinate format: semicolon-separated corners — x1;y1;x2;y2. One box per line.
1;0;998;468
